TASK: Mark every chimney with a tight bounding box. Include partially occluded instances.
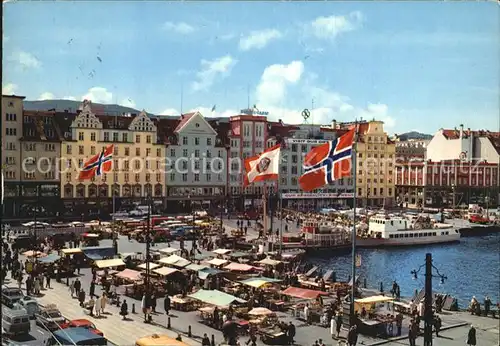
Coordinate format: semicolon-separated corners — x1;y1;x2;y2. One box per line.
332;119;337;129
459;124;464;138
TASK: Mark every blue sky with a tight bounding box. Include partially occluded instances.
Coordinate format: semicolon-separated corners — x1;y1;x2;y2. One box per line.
3;1;499;134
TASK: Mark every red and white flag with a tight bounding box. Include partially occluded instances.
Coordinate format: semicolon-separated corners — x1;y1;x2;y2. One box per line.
78;144;114;181
243;144;281;186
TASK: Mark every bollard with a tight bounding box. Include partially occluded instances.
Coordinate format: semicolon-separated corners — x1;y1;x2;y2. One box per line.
211;334;215;346
66;277;69;286
380;282;384;293
167;316;171;329
363;278;367;288
132;303;136;314
188;325;192;337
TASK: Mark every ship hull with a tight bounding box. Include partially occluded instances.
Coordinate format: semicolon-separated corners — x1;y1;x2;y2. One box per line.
356;234;460;248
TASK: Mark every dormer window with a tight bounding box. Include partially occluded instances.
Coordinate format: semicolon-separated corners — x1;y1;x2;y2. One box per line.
195;123;200;128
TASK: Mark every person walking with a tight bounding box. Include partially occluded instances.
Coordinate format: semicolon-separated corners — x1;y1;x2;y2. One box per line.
347;326;358;346
287;321;296;345
467;325;476;346
45;273;51;288
408;320;416;346
101;293;107;314
78;289;86;307
151;293;157;313
434;315;442;337
164;295;171;316
120;300;128;320
89;281;96;298
335;312;343;338
74;278;81;296
94;296;102;317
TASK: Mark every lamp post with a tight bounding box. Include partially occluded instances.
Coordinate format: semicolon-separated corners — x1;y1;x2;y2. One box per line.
451;184;456;213
485;195;490;219
410;253;447;346
144;193;152;323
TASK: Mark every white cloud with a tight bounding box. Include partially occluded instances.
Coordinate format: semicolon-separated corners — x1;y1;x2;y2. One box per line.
189;106;238;118
309;11;363;40
63;96;76;101
239;29;283;51
81;87;113;104
120;98;136;108
2;83;18;95
9;51;41;69
159;108;180;115
38;92;55;100
191;55;237;91
162;21;196;35
256;61;304;106
359;103;395;128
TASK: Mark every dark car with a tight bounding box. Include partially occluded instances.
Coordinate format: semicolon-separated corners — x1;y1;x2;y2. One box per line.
1;286;24;308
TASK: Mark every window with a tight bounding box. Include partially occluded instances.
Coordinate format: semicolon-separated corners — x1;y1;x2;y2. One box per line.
5;128;16;136
183;149;188;157
156;173;161;182
113;133;119;142
145;173;150;182
146;135;151;144
206;150;211;158
90;146;96;155
124;173;129;182
182;173;187;182
91;132;96;141
5;113;16;121
122;133;128;142
25;143;36;151
182;136;188;145
195;137;200;145
24;172;35;179
6;142;16;150
6;171;15;179
104;132;110;141
170;149;176;157
66;145;72;154
66;173;71;181
45;143;55;152
134;160;140;170
194;174;200;181
195;150;200;158
135;135;140;143
79;146;84;155
114;146;119;156
78;132;84;141
206;174;211;182
135;173;140;182
125;147;130;156
146;148;151;156
207;138;212;146
136;148;140;156
157;148;162;157
78;159;83;167
182;161;187;170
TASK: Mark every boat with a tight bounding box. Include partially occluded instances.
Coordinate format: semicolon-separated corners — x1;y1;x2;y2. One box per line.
356;214;461;248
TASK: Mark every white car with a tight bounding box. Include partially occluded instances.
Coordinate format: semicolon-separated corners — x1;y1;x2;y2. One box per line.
14;296;39;319
35;306;66;331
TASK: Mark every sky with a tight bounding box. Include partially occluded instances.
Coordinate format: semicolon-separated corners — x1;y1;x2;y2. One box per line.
3;1;499;134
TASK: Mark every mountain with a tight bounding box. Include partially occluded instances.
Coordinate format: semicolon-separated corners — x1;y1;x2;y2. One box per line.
23;99;152;116
397;131;433;140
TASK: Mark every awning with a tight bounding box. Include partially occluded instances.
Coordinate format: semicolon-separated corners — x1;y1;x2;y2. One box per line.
185;263;208;272
213;248;232;255
157;247;179;255
207;258;228;267
137;262;161;270
229;252;249;259
355;295;395;304
282;287;329;299
114;269;142;282
81;246;116;260
158;255;191;268
249;307;274;316
224;262;255;272
23;250;46;257
188;289;246;307
198;267;222;280
39;253;61;263
95;258;125;269
61;248;82;255
258;258;281;266
240;277;282;288
153;267;179;277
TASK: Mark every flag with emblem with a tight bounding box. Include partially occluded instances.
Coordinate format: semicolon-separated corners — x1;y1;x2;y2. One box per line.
78;144;114;181
243;144;281;186
299;128;355;192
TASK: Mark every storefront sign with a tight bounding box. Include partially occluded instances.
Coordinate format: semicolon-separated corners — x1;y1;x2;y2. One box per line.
281;192;354;199
286;138;330;145
240;108;269;116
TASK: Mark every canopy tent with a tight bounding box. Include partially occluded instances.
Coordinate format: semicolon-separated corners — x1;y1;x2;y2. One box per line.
185;263;208;272
224;262;255;272
228;252;250;259
114;269;142;282
135;334;188;346
95;258;125;269
81;246;116;260
207;258;228;267
61;248;82;255
159;255;191;268
137;262;161;270
258;258;281;266
240;277;282;288
38;253;61;263
23;250;46;257
248;307;274;316
323;270;334;282
212;248;232;255
188;289;246;307
198;267;222;280
157;247;179;255
305;266;318;278
354;295;394;313
153;267;179;277
281;287;329;300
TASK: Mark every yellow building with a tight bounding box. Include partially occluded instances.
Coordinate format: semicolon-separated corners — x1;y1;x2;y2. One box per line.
59;100;166;213
355;120;396;207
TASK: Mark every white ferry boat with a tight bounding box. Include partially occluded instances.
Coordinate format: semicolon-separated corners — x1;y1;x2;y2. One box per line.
281;219;351;250
357;214;460;247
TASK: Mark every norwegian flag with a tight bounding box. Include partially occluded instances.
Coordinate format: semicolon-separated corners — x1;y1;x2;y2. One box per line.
299;128;355;192
78;144;114;181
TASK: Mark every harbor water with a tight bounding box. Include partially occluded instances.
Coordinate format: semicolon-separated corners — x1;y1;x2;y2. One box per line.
308;234;500;307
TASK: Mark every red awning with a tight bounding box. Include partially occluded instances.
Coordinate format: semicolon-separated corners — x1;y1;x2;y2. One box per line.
223;262;255;272
114;268;143;282
281;287;329;299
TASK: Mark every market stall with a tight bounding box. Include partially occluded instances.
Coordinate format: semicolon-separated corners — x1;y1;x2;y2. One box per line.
95;258;126;269
354;295;396;337
159;254;192;268
283;287;329;323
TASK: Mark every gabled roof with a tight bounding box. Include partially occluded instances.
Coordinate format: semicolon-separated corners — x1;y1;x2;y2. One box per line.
174;112;196;132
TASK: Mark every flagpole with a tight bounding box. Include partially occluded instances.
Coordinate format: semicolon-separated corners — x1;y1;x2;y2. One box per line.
350;123;359;326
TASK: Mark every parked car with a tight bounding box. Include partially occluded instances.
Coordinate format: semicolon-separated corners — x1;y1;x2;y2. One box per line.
60;319;104;336
1;286;24;308
35;305;66;331
13;296;39;319
2;306;31;337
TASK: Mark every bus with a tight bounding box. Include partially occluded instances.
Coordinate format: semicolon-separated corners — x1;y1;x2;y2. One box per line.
135;334;187;346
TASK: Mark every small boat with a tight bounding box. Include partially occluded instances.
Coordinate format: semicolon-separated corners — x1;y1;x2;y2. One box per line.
357;214;460;248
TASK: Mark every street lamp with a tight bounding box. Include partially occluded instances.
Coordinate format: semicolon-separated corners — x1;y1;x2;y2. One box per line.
143;193;152;323
451;184;456;213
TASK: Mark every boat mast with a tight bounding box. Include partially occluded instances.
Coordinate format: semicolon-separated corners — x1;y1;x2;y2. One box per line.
350;122;359;327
